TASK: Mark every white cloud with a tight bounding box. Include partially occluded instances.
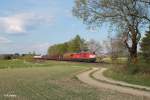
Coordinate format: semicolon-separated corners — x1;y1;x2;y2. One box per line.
0;13;54;34
4;16;25;33
0;36;11;44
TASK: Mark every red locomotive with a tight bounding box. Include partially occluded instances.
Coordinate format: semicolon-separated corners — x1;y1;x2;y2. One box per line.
34;52;96;62
63;52;96;62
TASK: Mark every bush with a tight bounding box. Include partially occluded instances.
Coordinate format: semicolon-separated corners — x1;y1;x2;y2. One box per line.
140;29;150;63
123;62;150;75
3;55;12;60
123;63;140;74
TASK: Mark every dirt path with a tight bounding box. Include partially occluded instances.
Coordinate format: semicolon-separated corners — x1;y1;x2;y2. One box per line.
92;68;150;91
76;68;150;98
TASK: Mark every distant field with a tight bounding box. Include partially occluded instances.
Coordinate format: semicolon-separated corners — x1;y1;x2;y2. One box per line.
0;59;99;69
0;60;145;100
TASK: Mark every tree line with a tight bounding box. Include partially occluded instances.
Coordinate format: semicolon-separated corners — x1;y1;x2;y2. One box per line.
47;34;130;61
48;35;88;56
48;35;104;56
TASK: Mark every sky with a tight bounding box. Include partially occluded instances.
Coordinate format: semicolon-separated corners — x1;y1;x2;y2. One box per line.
0;0;110;54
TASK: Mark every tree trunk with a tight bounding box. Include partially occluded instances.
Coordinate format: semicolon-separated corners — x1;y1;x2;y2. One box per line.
127;26;138;64
129;43;138;64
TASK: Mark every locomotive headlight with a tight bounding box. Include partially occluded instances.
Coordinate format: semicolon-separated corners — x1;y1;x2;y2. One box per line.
89;55;96;58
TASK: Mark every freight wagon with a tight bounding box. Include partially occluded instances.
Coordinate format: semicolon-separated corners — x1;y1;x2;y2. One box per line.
34;52;96;62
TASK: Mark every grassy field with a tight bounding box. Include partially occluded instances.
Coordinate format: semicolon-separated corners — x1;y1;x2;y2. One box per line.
101;57;127;64
0;59;95;69
0;60;148;100
104;66;150;87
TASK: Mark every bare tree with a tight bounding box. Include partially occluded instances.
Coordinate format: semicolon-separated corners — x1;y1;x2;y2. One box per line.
87;39;102;55
103;37;127;61
73;0;150;63
112;38;128;58
136;0;150;5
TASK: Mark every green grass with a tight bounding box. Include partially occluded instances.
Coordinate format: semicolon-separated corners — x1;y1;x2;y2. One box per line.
0;60;148;100
0;59;97;69
102;57;127;64
0;60;100;100
104;66;150;87
0;60;102;100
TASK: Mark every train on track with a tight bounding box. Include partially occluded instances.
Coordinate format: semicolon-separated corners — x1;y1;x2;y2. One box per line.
34;52;96;62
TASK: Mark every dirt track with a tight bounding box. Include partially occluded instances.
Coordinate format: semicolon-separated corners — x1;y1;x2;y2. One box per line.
76;68;150;98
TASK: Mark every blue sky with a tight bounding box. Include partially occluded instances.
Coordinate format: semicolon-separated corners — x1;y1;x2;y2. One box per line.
0;0;110;54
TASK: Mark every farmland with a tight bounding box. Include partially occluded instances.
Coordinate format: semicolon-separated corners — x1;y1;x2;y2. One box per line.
0;60;148;100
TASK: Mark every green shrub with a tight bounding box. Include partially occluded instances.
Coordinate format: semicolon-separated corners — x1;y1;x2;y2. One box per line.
140;29;150;63
124;63;140;74
3;55;12;60
123;62;150;75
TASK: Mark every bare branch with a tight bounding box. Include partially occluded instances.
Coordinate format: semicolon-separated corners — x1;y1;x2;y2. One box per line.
137;0;150;5
123;32;131;52
128;13;150;22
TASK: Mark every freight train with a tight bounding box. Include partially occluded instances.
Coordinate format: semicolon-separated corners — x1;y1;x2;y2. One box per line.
34;52;96;62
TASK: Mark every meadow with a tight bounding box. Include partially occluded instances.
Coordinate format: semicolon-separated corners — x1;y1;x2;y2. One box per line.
0;60;146;100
